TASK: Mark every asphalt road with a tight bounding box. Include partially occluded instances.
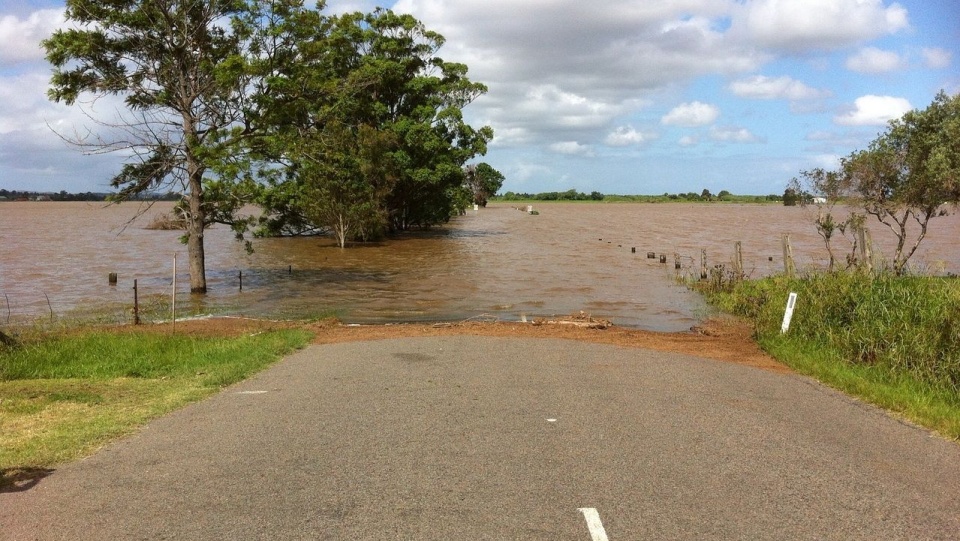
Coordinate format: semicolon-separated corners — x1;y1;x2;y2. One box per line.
2;336;959;540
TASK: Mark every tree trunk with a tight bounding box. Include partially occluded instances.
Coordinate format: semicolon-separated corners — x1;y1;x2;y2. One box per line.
186;157;207;294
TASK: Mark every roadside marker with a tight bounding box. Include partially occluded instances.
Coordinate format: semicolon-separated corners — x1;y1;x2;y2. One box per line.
781;291;798;333
578;508;610;541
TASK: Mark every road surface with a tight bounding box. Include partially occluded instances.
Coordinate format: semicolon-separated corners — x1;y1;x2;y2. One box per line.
2;336;959;539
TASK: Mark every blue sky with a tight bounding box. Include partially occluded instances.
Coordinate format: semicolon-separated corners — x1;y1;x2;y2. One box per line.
1;0;957;195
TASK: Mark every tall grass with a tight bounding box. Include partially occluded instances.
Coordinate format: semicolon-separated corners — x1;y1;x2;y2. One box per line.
0;330;311;387
704;272;960;438
711;273;960;391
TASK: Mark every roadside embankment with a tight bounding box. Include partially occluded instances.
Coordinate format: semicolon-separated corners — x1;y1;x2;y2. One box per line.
703;273;960;440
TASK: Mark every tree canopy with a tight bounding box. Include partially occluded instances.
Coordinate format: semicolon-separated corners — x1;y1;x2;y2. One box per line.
45;0;495;281
44;0;274;292
250;8;494;244
798;91;960;274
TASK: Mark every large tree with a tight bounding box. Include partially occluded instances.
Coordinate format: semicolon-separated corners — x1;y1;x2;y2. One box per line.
839;91;960;274
253;8;493;238
465;162;505;207
43;0;274;293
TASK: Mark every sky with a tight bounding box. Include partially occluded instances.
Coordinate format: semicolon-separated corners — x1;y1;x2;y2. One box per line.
0;0;958;196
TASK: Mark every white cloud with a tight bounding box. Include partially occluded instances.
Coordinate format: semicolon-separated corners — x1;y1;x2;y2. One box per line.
507;161;553;183
661;101;720;127
834;95;912;126
549;141;594;156
922;47;952;69
845;47;906;74
678;135;700;147
812;154;842;170
731;0;909;52
605;126;658;147
728;75;829;101
709;126;764;143
324;0;382;15
518;85;622;129
0;9;64;66
392;0;765;144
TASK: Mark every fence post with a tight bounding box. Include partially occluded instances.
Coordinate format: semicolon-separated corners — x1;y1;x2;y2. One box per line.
734;241;743;279
133;279;140;325
700;249;708;280
858;227;873;273
782;234;795;277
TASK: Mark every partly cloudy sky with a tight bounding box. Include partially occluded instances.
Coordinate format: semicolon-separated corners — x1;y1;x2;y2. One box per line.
1;0;958;195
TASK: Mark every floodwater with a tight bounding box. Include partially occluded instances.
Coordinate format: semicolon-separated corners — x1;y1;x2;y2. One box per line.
1;201;958;331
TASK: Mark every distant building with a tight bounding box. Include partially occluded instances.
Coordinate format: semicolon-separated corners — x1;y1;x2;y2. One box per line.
812;197;827;204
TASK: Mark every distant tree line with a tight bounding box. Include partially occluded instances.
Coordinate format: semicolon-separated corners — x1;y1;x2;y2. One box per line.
496;188;782;203
0;189;180;202
498;189;604;201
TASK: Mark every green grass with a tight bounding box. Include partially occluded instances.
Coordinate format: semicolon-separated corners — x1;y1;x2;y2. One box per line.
703;272;960;440
0;327;312;487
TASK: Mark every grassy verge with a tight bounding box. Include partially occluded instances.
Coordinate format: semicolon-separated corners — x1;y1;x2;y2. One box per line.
0;326;313;488
702;273;960;440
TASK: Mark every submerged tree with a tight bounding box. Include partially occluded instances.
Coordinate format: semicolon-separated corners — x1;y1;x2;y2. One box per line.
464;162;505;207
839;91;960;274
43;0;277;293
253;8;493;237
799;168;850;271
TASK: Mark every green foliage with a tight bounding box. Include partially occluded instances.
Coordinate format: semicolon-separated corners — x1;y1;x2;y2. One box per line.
465;163;505;207
782;187;801;206
252;7;492;238
834;91;960;274
42;0;284;292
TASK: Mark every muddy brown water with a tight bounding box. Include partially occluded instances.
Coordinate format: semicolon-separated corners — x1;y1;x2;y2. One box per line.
1;201;958;331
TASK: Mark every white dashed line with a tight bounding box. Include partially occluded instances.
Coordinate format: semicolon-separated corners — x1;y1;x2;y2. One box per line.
578;507;610;541
234;390;268;395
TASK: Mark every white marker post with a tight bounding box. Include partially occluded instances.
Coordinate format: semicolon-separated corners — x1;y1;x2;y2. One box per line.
578;508;610;541
781;292;798;334
172;252;177;330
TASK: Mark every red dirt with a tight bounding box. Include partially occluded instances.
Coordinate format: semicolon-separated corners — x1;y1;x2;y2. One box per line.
122;315;789;374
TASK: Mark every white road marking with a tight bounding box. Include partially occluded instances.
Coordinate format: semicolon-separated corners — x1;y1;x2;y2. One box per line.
547;418;557;422
234;390;268;395
578;508;610;541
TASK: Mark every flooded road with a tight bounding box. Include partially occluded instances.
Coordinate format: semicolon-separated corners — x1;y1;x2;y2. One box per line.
2;201;958;331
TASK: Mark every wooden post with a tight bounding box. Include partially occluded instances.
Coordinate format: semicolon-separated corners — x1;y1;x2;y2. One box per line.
674;253;681;270
700;249;708;280
659;254;667;264
108;272;118;285
782;234;795;277
133;279;140;325
858;227;873;273
239;270;243;292
734;241;744;278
